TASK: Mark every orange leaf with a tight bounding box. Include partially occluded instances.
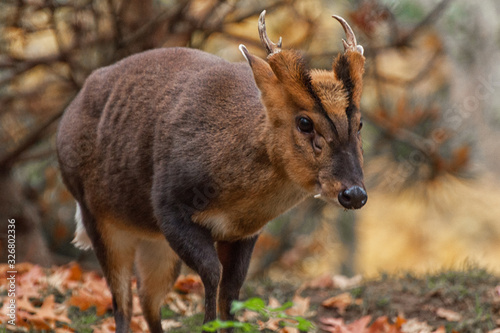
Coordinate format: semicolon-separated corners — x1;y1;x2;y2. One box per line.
69;288;112;316
174;274;203;294
321;292;353;314
369;316;398;333
35;295;71;324
395;315;407;329
21;295;71;330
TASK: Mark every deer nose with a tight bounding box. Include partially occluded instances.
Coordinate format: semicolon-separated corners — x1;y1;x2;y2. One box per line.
338;186;367;209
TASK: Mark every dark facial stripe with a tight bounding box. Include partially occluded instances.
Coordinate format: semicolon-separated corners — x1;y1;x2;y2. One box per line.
334;54;359;134
301;70;339;138
333;55;355;119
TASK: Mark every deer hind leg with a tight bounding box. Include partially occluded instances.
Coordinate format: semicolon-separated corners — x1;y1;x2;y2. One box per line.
78;203;138;333
135;238;181;333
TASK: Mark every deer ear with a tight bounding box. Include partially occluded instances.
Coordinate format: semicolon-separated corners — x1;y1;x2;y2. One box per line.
239;44;279;98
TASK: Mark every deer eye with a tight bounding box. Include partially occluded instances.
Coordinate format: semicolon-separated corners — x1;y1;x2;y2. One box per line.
358;120;363;133
297;117;314;133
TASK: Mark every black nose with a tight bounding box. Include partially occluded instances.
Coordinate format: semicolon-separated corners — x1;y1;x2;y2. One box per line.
338;186;367;209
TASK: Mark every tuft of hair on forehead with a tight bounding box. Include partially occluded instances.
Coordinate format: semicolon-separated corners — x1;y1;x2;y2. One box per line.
267;50;318;110
310;69;348;114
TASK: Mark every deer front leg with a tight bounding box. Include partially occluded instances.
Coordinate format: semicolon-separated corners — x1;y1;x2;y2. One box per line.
159;211;221;327
217;235;259;327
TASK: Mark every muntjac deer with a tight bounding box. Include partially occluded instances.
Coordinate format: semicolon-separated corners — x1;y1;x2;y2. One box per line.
57;11;366;333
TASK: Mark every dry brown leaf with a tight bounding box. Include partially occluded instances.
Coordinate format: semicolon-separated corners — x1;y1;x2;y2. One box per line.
237;309;260;322
130;315;149;332
92;317;116;333
162;319;183;330
299;274;334;291
19;265;46;287
348;315;372;332
319;316;372;333
68;286;112;316
37;295;71;324
321;292;353;314
174;274;203;294
20;295;71;330
333;275;363;290
268;296;281;308
17;295;38;313
436;307;462;321
401;318;433;333
286;294;311;317
48;262;83;292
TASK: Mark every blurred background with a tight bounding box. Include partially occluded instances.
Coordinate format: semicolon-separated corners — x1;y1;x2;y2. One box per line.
1;0;499;282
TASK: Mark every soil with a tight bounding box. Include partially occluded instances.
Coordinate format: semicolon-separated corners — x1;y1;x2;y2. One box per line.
242;268;500;332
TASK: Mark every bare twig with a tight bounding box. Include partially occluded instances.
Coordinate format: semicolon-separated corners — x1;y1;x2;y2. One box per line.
0;107;68;170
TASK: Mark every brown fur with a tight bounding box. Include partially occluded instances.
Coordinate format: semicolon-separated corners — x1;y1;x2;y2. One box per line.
57;17;366;333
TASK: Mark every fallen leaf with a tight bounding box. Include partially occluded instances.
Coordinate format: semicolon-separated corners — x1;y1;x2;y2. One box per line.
395;316;407;329
286;294;311;317
369;316;400;333
401;318;433;333
17;295;38;313
173;274;203;294
347;315;372;332
319;317;351;333
130;315;149;332
68;284;112;316
162;319;182;330
22;295;71;330
48;262;83;292
299;274;334;291
333;275;363;290
92;317;116;333
237;309;260;322
322;292;353;314
436;307;461;321
268;296;281;308
320;316;372;333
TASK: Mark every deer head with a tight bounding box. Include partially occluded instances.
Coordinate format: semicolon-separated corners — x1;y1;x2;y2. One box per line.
240;11;367;209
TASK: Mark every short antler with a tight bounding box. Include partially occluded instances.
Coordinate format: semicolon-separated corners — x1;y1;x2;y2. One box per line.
332;15;364;55
258;10;282;56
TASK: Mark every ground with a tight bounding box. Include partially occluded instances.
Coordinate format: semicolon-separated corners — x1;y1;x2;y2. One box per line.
1;263;500;332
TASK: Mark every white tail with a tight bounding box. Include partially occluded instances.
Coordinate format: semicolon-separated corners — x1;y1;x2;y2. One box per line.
71;203;92;250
